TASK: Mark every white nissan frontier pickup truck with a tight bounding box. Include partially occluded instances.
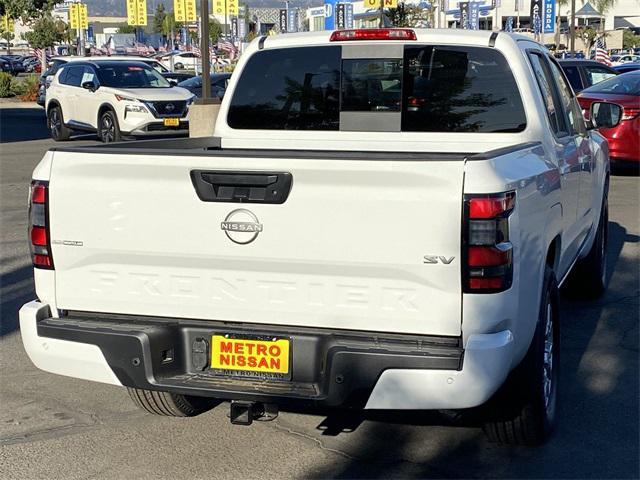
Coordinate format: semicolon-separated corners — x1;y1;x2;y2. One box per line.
20;29;622;446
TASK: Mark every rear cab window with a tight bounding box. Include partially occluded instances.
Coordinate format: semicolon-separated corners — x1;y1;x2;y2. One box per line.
227;44;527;133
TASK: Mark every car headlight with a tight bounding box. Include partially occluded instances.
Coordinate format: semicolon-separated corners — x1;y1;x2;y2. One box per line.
186;95;196;105
125;104;149;114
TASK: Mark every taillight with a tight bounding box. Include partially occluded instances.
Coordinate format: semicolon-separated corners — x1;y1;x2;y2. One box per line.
463;192;515;293
329;28;417;42
29;180;53;269
621;108;640;121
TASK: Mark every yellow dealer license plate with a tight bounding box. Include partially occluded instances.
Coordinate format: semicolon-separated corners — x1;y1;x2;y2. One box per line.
211;336;290;377
163;118;180;127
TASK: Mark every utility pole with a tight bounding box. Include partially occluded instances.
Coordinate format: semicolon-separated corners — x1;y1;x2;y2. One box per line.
569;0;575;54
201;0;211;99
78;1;86;56
379;0;384;27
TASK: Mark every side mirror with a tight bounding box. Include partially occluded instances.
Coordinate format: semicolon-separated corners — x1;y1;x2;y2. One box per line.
82;81;97;92
168;78;178;86
588;102;622;129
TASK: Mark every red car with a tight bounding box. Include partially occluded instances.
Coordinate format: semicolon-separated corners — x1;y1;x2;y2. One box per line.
578;71;640;166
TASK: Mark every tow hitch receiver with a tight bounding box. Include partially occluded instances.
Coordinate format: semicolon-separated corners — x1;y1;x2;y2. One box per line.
230;401;278;426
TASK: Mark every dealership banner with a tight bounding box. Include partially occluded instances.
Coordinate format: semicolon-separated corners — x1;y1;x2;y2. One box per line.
336;3;346;29
231;17;238;37
279;9;288;32
469;2;480;29
542;0;555;33
345;3;354;28
288;8;298;32
459;1;469;28
530;0;542;30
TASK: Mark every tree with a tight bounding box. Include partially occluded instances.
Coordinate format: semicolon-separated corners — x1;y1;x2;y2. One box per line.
162;13;182;37
1;0;55;23
23;14;64;48
579;26;599;52
622;29;640;49
153;4;167;34
117;23;137;34
388;3;430;27
592;0;617;18
209;18;222;42
1;30;14;54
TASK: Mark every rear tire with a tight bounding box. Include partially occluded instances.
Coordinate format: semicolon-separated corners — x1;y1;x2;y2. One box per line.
564;191;608;299
99;109;122;143
47;105;72;141
482;266;559;446
127;388;217;417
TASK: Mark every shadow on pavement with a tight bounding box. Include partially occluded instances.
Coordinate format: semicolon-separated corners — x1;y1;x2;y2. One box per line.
305;221;639;479
0;263;35;336
0;108;49;143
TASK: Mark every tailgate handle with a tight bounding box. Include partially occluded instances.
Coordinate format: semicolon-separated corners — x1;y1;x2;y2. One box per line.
190;170;293;204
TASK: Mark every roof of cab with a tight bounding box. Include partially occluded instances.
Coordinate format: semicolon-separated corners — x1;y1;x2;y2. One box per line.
252;29;529;50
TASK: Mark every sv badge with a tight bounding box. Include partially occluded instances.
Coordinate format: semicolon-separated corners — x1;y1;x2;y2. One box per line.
423;255;455;265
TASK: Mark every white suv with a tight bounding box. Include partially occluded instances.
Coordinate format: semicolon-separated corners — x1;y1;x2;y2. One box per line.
46;59;195;142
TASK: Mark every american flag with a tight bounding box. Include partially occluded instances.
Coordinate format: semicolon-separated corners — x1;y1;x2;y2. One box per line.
218;40;237;60
593;37;612;66
30;48;51;61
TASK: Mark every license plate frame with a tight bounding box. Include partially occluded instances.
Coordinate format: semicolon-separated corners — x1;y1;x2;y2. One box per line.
163;118;180;127
210;334;292;380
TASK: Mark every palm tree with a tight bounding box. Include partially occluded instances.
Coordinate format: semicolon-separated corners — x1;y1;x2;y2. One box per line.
555;0;569;47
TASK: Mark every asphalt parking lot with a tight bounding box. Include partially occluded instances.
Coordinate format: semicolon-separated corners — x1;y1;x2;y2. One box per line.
0;105;638;480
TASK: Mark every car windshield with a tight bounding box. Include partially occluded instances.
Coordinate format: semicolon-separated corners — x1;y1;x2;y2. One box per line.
582;72;640;96
142;60;169;73
96;63;171;88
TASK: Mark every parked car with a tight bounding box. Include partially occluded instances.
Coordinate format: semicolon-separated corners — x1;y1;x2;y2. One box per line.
37;56;195;107
610;54;640;66
100;55;196;83
613;63;640;74
23;30;618;447
45;60;194;142
178;72;231;98
0;58;12;74
159;51;199;71
0;55;25;76
578;71;640;166
558;59;618;92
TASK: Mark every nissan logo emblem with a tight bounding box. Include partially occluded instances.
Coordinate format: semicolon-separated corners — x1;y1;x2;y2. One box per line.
220;209;263;244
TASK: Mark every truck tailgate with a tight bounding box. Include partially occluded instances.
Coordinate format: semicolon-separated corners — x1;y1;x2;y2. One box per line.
49;150;464;336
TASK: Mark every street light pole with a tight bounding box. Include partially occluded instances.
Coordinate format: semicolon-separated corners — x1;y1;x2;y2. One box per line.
201;0;211;99
379;0;384;28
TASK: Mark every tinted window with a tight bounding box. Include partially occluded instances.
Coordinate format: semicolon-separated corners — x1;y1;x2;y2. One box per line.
60;65;84;87
402;46;526;132
50;59;67;75
548;60;586;135
342;59;402;112
582;72;640;96
528;53;565;135
561;65;583;91
228;46;341;130
96;63;170;88
142;60;169;73
584;66;617;87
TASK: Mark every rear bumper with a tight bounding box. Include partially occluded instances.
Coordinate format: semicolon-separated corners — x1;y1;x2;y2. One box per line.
20;301;514;410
